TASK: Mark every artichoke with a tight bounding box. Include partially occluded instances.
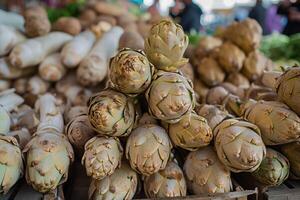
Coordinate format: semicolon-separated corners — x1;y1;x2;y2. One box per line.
206;86;229;105
226;73;250;89
23;132;74;193
166;112;212;151
65;114;95;153
196;57;225;86
0;135;23;194
281;141;300;179
183;146;232;194
195;104;228;131
252;148;289;186
82;136;123;180
223;18;262;54
193;79;209;103
276;67;300;116
138;112;158;125
108;48;154;96
242;50;272;81
242;100;300;145
126;124;172;175
144;19;189;72
214;118;266;172
215;42;246;73
88;89;136;137
144;161;186;198
145;70;195;124
179;63;194;82
88;163;138;200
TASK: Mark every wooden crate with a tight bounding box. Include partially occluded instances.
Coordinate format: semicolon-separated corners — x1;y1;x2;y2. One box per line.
65;161;258;200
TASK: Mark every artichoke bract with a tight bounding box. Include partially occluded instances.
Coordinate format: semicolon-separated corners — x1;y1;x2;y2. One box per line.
82;136;123;180
276;67;300;116
0;135;23;194
138;112;158;125
144;161;186;198
109;48;154;96
88;163;138;200
242;101;300;145
126;124;172;176
145;71;195;124
214;119;266;173
88;89;136;137
281;141;300;179
183;146;232;194
252;148;289;186
167;112;212;151
144;19;189;72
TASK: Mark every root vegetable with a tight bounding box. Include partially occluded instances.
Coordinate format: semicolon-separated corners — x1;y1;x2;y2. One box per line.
8;128;31;150
52;17;82;36
13;78;28;95
193;79;209;103
24;6;50;37
206;86;229;105
118;30;144;50
226;73;250;88
0;25;25;56
79;9;97;28
77;27;124;86
64;106;88;124
0;80;11;92
9;32;73;68
0;58;35;80
38;53;66;82
94;2;124;17
179;63;194;82
61;30;96;68
27;76;50;95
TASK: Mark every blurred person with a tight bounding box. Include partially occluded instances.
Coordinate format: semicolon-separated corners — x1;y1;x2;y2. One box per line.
170;0;203;33
249;0;268;34
265;3;284;33
277;0;300;35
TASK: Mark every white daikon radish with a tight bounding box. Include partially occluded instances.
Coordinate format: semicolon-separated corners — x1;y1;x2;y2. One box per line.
39;53;66;82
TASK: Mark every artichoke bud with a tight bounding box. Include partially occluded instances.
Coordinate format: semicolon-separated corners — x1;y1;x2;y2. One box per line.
281;141;300;179
88;89;136;137
214;118;266;173
252;148;289;186
167;112;213;151
82;136;123;180
145;70;195;124
144;161;187;198
126;124;172;176
144;19;189;72
109;48;154;96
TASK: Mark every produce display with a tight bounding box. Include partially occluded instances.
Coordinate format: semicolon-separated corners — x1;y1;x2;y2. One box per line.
0;1;299;199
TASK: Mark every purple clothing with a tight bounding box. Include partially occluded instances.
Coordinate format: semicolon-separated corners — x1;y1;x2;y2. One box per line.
266;5;284;33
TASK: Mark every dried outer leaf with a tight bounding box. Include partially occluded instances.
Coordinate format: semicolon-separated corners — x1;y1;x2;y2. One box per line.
193;79;209;103
226;73;250;89
126;124;172;176
88;163;138;200
166;112;212;151
88;89;136;137
179;63;194;82
23;132;74;193
144;19;189;72
242;50;271;81
252;148;289;186
206;86;229;105
281;141;300;179
109;48;154;96
214;118;266;172
215;42;246;73
183;146;232;194
195;104;229;131
0;135;23;194
223;18;262;54
197;57;225;86
275;66;300;116
144;161;186;198
242;100;300;145
82;136;123;180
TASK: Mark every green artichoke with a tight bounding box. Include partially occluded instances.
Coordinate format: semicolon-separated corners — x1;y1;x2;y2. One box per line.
88;89;136;137
242;100;300;145
109;48;154;96
24;132;74;193
145;70;195;124
144;161;186;198
88;163;138;200
0;135;23;194
281;141;300;179
126;124;172;175
252;148;289;186
144;19;189;72
82;136;123;180
276;67;300;116
214;118;266;173
183;146;232;194
167;112;212;151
